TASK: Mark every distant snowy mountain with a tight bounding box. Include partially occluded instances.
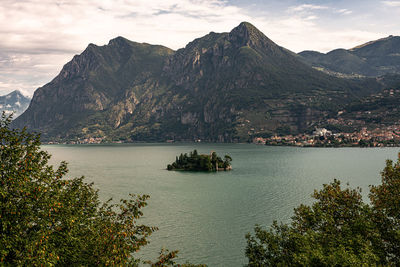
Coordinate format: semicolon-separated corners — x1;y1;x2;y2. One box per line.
0;90;31;118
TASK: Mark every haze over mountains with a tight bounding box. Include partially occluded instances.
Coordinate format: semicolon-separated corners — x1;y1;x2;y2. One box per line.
13;22;400;142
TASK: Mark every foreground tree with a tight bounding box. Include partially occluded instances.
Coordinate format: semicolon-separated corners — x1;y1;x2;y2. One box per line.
0;113;201;266
370;155;400;264
246;155;400;266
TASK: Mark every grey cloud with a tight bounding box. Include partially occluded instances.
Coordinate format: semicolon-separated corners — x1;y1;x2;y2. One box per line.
117;12;139;18
153;9;174;16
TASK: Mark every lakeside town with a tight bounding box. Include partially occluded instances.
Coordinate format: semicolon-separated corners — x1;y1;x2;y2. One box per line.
43;126;400;147
253;126;400;147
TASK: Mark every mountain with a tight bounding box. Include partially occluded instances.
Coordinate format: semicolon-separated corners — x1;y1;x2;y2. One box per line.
15;37;173;139
13;22;383;142
299;35;400;77
0;90;31;118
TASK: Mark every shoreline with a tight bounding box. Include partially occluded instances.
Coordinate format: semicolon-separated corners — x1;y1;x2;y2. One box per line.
41;141;400;148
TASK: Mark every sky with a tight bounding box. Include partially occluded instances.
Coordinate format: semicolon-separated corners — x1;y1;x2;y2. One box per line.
1;0;400;96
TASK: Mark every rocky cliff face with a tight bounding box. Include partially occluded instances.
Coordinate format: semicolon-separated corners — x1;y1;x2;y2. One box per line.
13;22;383;142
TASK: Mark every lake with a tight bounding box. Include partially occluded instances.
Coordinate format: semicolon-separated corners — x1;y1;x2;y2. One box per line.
44;144;399;266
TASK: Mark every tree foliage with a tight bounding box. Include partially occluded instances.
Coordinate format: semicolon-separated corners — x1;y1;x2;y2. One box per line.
246;154;400;266
0;113;202;266
370;155;400;264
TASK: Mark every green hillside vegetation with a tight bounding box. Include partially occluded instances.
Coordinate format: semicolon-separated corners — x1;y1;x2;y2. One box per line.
317;76;400;132
344;87;400;127
299;49;369;76
167;150;232;171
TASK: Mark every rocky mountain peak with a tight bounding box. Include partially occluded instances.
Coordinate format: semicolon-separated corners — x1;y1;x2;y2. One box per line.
55;43;103;82
108;36;131;47
9;90;23;97
228;21;275;49
231;22;258;33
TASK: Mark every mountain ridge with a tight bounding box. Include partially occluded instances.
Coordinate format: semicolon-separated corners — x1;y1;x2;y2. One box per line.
299;35;400;77
13;22;389;142
350;35;396;51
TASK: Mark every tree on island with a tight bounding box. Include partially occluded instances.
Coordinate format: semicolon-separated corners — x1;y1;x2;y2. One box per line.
245;154;400;266
167;150;232;172
223;155;232;169
0;113;203;266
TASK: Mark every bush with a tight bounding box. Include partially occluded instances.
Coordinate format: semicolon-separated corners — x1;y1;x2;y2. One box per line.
245;154;400;266
0;113;203;266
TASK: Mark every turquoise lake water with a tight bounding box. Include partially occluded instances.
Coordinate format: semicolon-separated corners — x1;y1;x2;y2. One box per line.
44;144;399;266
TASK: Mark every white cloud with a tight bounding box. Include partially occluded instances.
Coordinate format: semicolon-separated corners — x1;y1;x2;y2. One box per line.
289;5;353;16
382;1;400;7
288;4;328;12
304;15;318;21
336;9;353;15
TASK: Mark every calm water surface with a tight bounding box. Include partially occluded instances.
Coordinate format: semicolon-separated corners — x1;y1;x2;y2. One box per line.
44;144;399;266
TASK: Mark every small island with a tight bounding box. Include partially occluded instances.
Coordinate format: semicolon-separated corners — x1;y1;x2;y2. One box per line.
167;150;232;172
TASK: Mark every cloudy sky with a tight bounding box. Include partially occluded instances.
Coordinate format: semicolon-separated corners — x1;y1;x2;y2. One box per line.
1;0;400;96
